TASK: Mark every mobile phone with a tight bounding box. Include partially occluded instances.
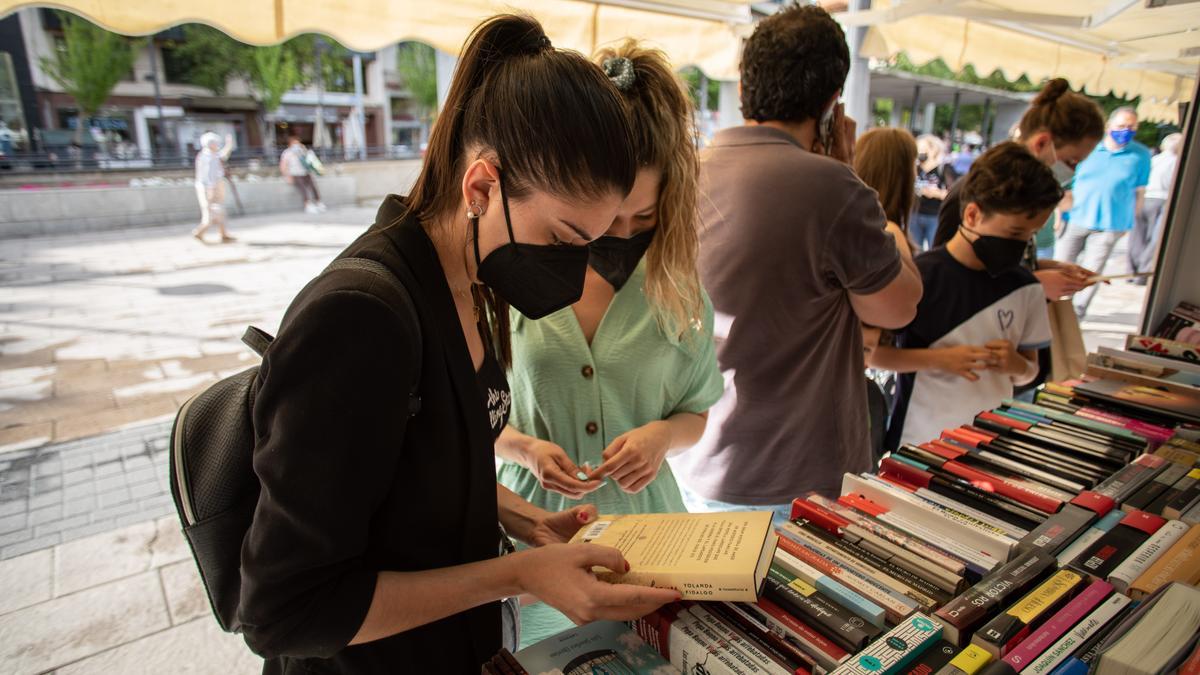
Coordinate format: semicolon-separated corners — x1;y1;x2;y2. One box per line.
818;101;838;155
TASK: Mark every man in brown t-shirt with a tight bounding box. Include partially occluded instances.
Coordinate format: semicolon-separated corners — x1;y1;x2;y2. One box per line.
671;5;922;516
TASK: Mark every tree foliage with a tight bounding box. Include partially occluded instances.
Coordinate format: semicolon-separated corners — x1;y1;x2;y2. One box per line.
396;42;438;114
40;11;143;140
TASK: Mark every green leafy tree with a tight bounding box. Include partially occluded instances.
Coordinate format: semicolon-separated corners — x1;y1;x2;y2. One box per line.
247;44;304;150
40;11;143;144
396;42;438;115
161;25;249;95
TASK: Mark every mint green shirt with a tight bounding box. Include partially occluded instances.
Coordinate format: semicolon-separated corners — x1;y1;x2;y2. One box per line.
497;261;724;646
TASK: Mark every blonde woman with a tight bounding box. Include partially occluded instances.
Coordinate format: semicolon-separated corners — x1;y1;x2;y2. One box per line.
495;41;722;647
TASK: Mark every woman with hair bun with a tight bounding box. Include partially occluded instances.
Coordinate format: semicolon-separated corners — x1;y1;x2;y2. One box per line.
495;39;724;648
933;77;1106;302
237;15;679;674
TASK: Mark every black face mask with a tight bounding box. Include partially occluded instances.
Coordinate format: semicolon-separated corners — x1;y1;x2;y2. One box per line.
588;229;654;290
473;171;590;320
961;226;1027;277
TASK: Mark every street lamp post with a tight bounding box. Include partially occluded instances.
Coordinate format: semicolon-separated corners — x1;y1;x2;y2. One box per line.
146;40;165;163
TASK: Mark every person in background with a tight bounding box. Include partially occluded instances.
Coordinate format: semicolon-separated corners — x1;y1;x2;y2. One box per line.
871;143;1061;449
671;4;922;518
855;127;920;363
192;132;235;244
280;134;327;214
934;78;1105;303
1129;132;1182;283
495;41;723;649
1055;106;1151;318
912;134;948;251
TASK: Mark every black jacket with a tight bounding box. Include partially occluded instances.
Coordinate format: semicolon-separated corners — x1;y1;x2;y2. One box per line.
239;196;502;673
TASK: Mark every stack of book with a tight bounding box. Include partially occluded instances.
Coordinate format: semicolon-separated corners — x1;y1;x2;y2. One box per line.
494;365;1200;674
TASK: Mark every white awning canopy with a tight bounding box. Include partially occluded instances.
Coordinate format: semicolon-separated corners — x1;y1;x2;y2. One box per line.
843;0;1199;122
0;0;752;79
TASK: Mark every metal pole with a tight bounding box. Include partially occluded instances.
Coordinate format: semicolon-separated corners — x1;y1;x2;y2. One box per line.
352;53;366;160
981;97;993;146
949;91;961;145
909;85;922;133
842;0;872;128
147;41;164;161
315;38;325;157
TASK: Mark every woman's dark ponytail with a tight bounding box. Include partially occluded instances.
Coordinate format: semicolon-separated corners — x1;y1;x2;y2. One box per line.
1018;77;1105;146
402;14;636;367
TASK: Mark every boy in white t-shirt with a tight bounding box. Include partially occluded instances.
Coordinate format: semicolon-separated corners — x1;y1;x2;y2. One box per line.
871;142;1064;450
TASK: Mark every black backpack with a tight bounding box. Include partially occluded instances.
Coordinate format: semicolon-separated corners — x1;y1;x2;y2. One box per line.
168;257;422;633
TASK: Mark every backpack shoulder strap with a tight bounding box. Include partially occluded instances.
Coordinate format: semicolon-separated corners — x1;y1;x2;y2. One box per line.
325;257;423;416
241;326;274;356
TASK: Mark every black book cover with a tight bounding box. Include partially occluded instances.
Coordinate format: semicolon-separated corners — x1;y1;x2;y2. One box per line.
1094;456;1168;504
763;568;880;653
933;549;1058;646
1165;471;1200;518
972;415;1129;468
1123;462;1189;513
903;640;960;675
1066;511;1166;580
1017;492;1114;556
1145;467;1200;516
709;601;813;673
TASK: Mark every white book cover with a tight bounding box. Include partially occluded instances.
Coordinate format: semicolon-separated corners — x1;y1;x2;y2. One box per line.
1108;520;1191;592
1019;593;1131;675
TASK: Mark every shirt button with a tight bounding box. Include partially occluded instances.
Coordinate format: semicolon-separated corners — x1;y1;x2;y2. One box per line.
581;365;594;379
585;421;598;435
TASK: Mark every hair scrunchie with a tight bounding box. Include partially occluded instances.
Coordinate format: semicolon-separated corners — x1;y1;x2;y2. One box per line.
603;56;636;92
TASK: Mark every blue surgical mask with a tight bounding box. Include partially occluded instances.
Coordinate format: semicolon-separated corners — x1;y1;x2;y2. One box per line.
1110;129;1135;146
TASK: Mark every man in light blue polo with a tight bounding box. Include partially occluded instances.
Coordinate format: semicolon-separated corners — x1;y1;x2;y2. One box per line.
1055;107;1151;318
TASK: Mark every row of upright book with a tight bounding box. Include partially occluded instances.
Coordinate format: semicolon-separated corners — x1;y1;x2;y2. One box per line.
484;366;1200;675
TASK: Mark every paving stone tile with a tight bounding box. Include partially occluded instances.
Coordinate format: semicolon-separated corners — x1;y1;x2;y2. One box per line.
29;491;61;511
0;527;33;548
0;422;52;454
54;617;261;675
62;496;96;518
29;504;63;526
0;571;170;673
97;488;132;509
159;560;208;625
53;399;178;443
150;516;188;568
0;548;52;614
59;519;120;544
4;532;61;557
55;521;157;596
34;513;89;538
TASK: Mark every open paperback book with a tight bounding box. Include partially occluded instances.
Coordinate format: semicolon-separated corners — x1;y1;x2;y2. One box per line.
570;511;777;602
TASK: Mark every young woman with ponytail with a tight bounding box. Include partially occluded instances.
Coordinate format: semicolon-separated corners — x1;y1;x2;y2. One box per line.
494;40;723;648
237;15;679;674
933;77;1106;302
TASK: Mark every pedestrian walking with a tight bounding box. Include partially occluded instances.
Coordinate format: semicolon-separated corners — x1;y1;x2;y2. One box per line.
192;132;236;244
280;135;326;214
1128;132;1182;283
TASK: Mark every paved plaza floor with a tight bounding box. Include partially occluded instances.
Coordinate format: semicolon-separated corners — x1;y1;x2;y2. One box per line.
0;207;1149;673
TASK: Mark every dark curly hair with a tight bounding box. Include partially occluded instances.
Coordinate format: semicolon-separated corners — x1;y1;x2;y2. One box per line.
959;141;1064;219
740;3;849;123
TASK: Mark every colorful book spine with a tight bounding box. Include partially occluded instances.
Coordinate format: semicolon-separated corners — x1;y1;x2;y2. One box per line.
1107;519;1191;592
838;491;999;574
1054;510;1124;567
1122;462;1189;512
763;566;881;652
845;473;1016;562
688;604;796;675
1146;466;1200;516
778;520;937;613
934;644;994;675
971;570;1085;657
808;493;968;577
789;518;951;606
1015;591;1130;675
715;602;820;673
999;578;1111;670
1017;491;1115;557
1091;454;1168;504
774;530;919;622
1165;468;1200;518
795;496;965;593
1128;522;1200;598
753;597;851;672
1066;510;1166;580
774;547;887;627
829;614;943;675
934;549;1058;646
904;641;961;675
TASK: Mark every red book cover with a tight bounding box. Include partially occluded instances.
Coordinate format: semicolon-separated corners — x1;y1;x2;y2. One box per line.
757;596;849;663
